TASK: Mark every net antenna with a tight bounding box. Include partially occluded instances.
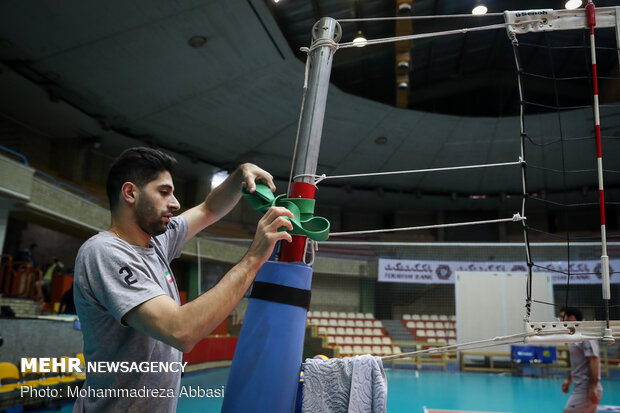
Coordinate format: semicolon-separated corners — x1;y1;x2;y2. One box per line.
506;4;619;344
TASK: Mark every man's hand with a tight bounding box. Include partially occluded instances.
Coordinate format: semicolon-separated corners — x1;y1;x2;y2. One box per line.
183;163;276;241
239;163;276;194
588;383;602;404
561;379;570;393
246;206;294;266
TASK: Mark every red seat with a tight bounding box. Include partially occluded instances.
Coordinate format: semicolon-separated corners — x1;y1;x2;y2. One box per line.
8;262;30;296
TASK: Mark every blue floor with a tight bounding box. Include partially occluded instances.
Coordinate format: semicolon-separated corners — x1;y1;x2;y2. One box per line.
22;368;620;413
387;369;620;412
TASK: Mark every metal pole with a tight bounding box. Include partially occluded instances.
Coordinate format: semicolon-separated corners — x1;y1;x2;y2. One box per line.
281;17;341;262
586;1;614;344
294;17;340;184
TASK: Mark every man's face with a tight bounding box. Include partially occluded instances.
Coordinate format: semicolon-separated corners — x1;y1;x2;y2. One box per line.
134;171;180;237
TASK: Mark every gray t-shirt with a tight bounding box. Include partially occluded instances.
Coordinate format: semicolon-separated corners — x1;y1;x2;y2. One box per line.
569;339;600;393
73;216;188;413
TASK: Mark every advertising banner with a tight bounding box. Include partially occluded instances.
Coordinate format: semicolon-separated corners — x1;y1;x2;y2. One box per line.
378;258;620;284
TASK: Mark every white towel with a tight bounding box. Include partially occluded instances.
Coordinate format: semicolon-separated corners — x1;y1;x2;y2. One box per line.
302;355;387;413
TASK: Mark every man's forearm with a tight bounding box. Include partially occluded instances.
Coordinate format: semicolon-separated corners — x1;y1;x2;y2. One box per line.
128;201;292;353
588;357;600;385
175;254;262;351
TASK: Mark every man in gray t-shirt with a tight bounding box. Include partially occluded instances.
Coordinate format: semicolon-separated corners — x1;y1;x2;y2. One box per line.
73;148;294;412
560;308;603;413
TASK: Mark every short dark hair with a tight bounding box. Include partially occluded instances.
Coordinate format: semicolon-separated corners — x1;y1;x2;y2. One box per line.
560;306;583;321
106;147;177;211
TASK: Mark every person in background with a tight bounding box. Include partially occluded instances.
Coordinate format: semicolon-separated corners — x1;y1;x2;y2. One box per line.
59;282;76;314
15;243;37;267
37;257;64;302
560;307;603;413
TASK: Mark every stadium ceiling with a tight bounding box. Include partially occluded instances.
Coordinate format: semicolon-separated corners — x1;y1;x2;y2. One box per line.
0;0;618;213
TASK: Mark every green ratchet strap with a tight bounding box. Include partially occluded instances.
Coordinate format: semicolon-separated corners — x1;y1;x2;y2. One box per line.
242;184;330;242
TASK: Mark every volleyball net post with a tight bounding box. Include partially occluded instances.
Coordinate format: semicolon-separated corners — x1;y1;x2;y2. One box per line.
280;17;341;263
222;19;340;413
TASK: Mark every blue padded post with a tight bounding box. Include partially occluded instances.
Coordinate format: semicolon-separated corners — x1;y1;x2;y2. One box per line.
222;261;312;413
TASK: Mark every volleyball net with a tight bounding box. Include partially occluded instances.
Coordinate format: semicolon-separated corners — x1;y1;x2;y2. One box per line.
306;5;620;350
507;5;620;342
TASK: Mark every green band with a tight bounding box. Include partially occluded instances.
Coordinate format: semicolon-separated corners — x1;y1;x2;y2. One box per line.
242;184;330;242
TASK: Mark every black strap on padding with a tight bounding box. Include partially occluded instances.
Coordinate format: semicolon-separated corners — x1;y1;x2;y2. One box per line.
250;281;311;310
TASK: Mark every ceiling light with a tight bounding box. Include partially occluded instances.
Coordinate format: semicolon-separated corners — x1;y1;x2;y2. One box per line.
397;81;408;90
397;61;409;70
187;36;207;48
211;170;229;188
397;3;412;15
565;0;582;9
472;4;488;15
375;136;388;145
352;30;367;47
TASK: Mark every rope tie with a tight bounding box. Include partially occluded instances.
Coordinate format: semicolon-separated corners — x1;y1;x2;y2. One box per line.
330;214;524;237
295;159;524;185
381;327;570;361
336;13;505;22
300;38;339;55
337;23;506;49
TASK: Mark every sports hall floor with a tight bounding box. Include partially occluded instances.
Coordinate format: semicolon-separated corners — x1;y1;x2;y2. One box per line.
25;367;620;413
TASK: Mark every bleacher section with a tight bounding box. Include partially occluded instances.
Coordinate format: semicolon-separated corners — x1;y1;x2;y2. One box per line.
402;313;457;345
306;312;460;358
307;311;400;357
